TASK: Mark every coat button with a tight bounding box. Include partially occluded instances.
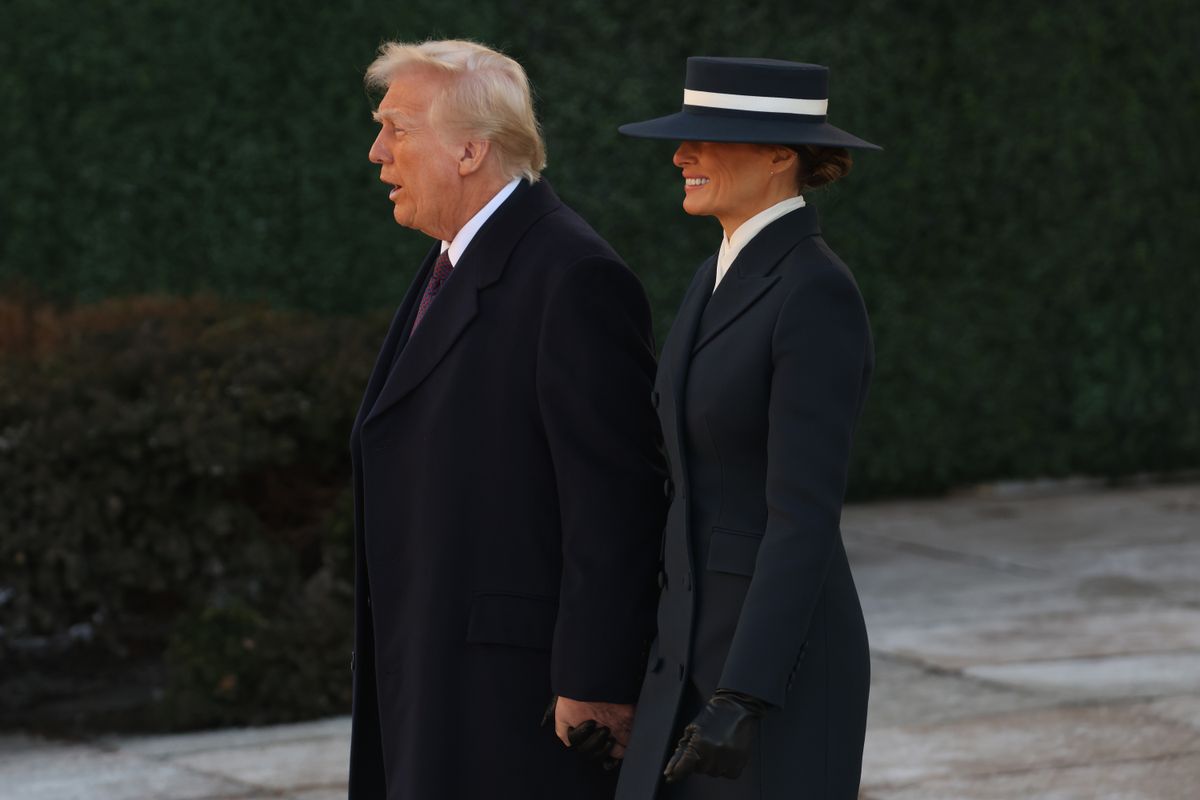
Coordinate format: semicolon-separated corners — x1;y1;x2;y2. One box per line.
657;569;667;589
651;390;660;409
663;479;675;501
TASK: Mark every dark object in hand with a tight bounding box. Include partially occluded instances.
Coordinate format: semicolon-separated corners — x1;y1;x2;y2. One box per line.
568;719;620;769
663;689;768;783
542;696;621;770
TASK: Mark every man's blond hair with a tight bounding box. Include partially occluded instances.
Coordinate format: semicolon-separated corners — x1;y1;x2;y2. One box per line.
366;39;546;182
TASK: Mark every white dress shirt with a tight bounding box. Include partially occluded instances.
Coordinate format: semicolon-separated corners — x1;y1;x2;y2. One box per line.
713;194;807;292
439;178;522;265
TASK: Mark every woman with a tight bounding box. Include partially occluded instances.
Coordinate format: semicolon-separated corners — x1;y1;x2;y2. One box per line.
614;57;881;799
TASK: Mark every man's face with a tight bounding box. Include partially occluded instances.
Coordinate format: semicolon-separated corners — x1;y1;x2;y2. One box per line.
369;69;465;240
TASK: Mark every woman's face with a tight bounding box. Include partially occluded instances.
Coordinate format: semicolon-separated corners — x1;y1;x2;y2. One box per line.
672;141;792;235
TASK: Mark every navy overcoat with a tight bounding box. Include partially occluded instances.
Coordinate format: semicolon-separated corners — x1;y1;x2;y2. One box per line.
616;206;874;800
347;179;668;800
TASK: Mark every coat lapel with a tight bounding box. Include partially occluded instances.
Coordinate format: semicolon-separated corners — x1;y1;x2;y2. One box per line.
666;255;717;414
352;246;436;437
692;205;822;355
364;179;561;424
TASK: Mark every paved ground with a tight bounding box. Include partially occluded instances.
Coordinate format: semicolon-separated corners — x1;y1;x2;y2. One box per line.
2;481;1198;799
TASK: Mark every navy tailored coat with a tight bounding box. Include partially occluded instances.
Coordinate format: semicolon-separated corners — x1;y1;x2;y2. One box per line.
616;206;874;800
347;179;668;800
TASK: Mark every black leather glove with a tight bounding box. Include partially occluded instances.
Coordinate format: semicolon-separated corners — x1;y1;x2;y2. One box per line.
663;689;768;783
542;696;620;769
568;719;620;769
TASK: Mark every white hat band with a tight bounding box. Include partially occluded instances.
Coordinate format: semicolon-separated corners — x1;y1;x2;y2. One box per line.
683;89;828;116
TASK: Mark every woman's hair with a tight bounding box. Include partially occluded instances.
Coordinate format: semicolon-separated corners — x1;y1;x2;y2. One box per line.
365;39;546;182
791;145;852;191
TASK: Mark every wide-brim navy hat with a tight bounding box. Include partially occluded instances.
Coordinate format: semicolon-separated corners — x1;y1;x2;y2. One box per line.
619;57;881;151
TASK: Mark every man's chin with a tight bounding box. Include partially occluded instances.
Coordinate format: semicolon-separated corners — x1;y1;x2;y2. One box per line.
391;211;439;240
391;207;415;228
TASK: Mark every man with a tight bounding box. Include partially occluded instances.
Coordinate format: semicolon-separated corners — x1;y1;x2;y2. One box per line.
348;40;667;799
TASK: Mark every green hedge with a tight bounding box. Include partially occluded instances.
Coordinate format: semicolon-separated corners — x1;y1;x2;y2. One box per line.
3;1;1197;494
0;297;379;730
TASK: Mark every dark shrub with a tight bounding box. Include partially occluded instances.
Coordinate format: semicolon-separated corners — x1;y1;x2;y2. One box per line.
0;295;381;730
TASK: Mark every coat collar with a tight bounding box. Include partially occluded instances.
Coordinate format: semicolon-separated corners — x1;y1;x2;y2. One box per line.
724;204;820;279
665;205;822;406
691;205;820;355
363;179;561;424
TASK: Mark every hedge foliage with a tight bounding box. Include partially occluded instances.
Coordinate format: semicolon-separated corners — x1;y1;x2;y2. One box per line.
3;1;1197;496
0;296;379;729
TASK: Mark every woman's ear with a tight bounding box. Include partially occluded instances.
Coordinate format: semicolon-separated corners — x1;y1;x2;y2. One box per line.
769;146;798;172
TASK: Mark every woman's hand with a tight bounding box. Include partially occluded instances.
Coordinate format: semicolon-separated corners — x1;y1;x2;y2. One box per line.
663;689;768;783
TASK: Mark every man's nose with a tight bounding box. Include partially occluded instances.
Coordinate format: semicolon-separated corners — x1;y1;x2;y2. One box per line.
369;130;390;164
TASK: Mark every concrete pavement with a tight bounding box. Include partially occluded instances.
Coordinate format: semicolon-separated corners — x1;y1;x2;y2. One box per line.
849;481;1200;798
2;481;1198;799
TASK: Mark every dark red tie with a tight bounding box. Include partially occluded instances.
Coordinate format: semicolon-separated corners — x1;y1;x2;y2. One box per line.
411;250;454;331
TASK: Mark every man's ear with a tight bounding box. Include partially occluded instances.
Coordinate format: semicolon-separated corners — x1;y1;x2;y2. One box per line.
458;139;493;176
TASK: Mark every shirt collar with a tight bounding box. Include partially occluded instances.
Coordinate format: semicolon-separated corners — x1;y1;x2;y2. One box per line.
724;194;807;255
715;194;806;290
440;178;522;264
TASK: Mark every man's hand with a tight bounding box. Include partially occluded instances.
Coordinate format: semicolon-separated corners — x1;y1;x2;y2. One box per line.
663;689;767;783
554;696;635;759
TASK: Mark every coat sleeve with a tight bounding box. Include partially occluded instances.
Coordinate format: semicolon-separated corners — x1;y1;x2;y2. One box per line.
536;255;668;703
717;266;872;707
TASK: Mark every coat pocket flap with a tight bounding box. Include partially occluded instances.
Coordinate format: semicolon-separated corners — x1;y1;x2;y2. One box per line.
466;593;558;651
706;528;764;576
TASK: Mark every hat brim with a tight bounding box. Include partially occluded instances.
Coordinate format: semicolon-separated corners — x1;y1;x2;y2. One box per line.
618;111;881;151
